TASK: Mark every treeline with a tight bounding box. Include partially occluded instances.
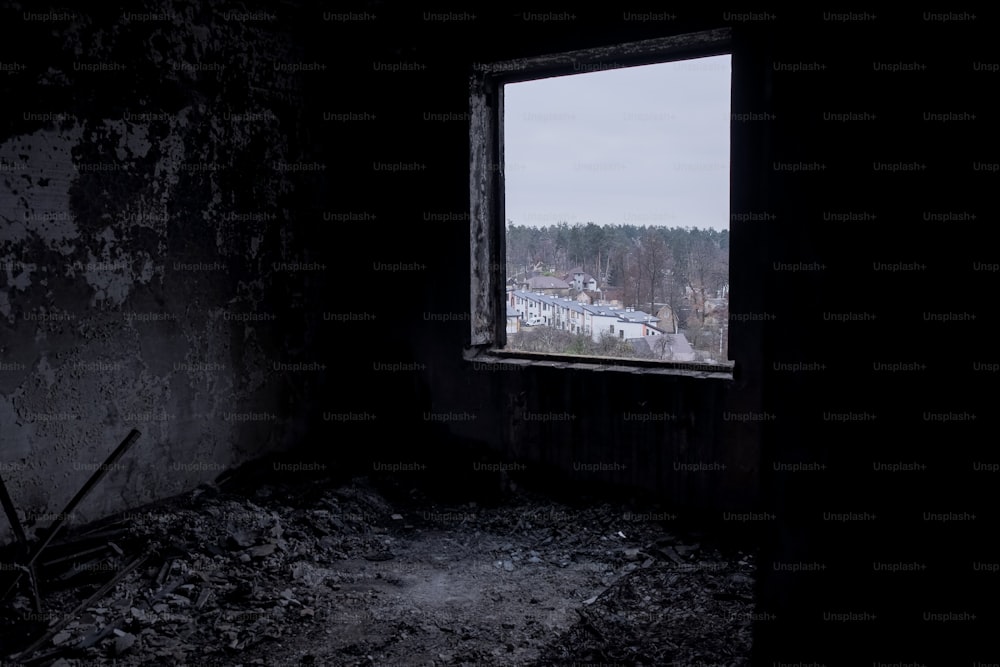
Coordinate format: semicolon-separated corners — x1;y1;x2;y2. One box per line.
507;222;729;329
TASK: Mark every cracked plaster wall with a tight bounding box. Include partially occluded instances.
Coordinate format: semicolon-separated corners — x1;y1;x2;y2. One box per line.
0;2;324;545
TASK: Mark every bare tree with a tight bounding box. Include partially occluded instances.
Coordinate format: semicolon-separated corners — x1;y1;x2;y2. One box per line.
638;228;670;314
653;334;673;360
685;230;726;326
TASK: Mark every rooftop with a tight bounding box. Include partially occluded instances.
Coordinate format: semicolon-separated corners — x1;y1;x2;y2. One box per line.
525;276;570;290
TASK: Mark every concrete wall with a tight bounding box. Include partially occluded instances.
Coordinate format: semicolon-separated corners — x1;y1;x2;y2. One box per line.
0;1;327;543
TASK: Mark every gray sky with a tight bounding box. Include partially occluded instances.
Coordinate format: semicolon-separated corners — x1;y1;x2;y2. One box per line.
503;54;731;231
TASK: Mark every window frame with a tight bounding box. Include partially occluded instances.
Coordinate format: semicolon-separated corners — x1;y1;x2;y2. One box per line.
467;28;734;378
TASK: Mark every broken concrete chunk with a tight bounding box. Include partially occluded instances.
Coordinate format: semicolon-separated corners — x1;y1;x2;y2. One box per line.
659;546;686;565
227;530;257;549
248;543;277;558
51;631;72;645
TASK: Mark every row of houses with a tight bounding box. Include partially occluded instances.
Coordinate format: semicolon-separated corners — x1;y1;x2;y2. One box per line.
518;267;599;295
506;289;697;361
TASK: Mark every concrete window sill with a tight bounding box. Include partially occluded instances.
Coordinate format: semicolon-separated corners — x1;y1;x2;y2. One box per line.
464;347;736;380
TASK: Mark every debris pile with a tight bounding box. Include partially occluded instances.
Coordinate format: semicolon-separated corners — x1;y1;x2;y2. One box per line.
1;470;754;666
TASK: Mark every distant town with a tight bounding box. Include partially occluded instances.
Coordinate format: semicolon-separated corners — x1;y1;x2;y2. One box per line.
505;222;730;364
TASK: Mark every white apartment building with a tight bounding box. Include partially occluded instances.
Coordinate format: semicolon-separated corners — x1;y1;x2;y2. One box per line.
509;290;663;343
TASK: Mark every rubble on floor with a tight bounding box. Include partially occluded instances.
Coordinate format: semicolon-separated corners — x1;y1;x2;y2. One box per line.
1;469;754;666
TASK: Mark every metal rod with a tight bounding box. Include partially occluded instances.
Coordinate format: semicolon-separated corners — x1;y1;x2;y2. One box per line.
27;429;141;568
0;471;28;548
1;429;141;600
0;471;40;609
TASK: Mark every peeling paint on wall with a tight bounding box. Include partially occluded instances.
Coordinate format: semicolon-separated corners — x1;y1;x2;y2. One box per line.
0;0;322;544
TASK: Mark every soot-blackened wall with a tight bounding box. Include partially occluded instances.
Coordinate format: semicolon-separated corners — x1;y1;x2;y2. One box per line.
0;2;328;544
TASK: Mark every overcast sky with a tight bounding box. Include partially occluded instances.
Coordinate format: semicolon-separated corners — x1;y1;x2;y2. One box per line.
503;54;731;231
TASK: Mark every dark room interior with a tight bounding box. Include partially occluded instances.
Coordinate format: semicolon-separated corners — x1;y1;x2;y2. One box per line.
0;3;995;665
